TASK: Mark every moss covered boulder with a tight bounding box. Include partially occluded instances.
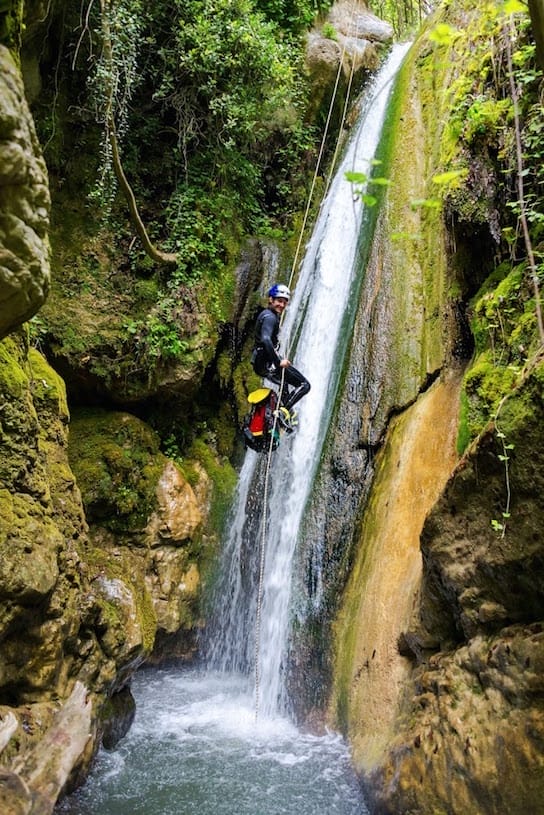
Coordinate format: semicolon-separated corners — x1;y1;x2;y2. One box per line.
68;408;207;658
0;45;50;339
0;336;172;805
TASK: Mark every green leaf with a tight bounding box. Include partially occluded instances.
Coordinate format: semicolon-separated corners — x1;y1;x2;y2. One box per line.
370;176;391;186
362;193;377;207
428;23;458;46
502;0;527;14
432;169;466;186
345;171;368;184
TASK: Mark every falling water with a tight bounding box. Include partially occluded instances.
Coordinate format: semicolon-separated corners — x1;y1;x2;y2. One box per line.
207;43;412;717
55;43;411;815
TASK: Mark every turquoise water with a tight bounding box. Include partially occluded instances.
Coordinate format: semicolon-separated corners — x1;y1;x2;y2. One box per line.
56;668;367;815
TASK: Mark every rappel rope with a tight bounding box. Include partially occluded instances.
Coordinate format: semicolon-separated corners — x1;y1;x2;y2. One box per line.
253;10;359;723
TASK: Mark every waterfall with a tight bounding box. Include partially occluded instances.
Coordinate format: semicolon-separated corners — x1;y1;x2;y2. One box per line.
206;43;411;717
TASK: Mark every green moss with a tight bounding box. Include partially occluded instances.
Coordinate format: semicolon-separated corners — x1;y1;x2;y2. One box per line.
233;356;261;422
499;359;544;437
0;0;23;51
462;351;519;438
471;264;525;352
461;252;542;442
87;546;157;654
68;409;165;532
26;348;69;422
187;437;237;536
456;389;471;455
0;337;28;395
207;403;237;459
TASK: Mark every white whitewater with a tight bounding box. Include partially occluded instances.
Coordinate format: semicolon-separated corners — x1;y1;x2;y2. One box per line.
207;44;411;716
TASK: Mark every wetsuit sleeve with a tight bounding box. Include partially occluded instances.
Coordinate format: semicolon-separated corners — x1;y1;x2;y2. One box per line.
259;311;282;367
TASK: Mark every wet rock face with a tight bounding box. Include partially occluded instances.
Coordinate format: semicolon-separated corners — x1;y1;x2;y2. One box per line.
367;365;544;814
0;45;50;339
419;365;544;644
368;625;544;815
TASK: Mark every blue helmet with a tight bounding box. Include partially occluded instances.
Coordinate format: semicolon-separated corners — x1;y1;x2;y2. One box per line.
268;283;290;301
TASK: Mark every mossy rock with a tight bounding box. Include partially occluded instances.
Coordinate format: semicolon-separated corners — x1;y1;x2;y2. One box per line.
68;408;165;533
184;436;237;537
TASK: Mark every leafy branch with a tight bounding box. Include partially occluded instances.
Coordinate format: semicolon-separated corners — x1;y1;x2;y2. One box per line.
491;415;513;537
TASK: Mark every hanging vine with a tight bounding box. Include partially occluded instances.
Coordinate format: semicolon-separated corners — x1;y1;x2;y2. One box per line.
93;0;177;265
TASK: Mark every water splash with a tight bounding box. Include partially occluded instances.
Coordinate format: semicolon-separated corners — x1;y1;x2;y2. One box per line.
207;44;412;717
56;668;365;815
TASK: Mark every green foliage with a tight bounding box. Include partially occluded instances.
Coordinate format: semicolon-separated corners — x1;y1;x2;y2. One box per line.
88;0;145;213
372;0;424;37
417;1;544;449
151;0;301;160
82;0;322;282
345;169;392;208
126;313;187;363
432;1;541;242
255;0;333;33
321;22;337;40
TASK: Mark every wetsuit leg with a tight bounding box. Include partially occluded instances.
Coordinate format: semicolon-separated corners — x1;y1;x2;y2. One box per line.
256;362;310;412
279;365;311;412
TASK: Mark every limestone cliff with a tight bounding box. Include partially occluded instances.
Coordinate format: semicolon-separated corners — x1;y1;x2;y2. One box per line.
330;3;544;813
0;332;211;812
0;45;50;338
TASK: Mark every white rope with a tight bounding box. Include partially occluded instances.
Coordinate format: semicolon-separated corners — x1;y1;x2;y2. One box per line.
254;370;285;721
285;15;357;301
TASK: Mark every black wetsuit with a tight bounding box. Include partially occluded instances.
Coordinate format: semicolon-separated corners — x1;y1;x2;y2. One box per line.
252;307;311;412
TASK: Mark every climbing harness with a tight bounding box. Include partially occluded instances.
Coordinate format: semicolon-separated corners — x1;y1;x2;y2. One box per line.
243;388;280;453
253;7;361;722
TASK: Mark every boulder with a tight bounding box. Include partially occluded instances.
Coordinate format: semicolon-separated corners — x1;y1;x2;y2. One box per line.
329;2;394;42
0;45;50;339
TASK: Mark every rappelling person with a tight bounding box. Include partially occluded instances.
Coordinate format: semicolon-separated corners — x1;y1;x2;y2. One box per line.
251;283;311;432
